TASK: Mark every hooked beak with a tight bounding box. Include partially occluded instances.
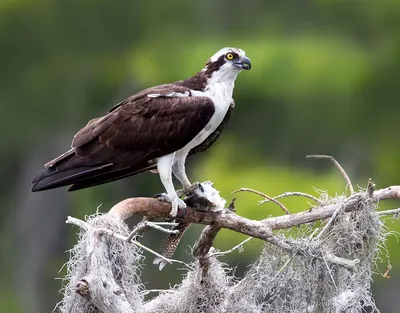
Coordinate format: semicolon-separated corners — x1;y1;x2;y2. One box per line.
233;56;251;70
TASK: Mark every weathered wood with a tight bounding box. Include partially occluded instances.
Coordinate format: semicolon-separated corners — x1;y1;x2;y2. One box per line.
76;228;135;313
109;187;400;241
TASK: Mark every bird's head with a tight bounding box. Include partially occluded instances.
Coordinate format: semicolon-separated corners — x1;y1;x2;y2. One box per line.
203;47;251;83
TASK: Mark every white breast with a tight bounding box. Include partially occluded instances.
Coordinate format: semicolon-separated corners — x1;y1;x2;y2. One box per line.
179;82;234;153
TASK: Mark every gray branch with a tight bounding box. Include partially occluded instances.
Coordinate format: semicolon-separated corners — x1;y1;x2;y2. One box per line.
59;184;400;313
75;228;135;313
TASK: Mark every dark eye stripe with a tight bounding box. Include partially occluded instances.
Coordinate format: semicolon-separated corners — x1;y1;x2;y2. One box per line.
229;52;238;58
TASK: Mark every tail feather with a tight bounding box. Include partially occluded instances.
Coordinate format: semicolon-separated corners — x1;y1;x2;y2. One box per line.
68;163;156;191
31;163;113;191
32;149;157;192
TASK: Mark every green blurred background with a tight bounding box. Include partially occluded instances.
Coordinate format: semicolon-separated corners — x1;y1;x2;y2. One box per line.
1;0;400;312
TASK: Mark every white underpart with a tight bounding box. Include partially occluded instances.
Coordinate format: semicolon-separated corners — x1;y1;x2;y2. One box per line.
172;61;242;188
155;48;247;215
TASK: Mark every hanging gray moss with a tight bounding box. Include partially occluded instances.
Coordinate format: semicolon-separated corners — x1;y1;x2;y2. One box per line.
58;191;388;313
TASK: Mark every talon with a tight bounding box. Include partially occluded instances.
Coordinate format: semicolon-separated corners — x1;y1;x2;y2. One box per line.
154;193;186;217
170;197;186;217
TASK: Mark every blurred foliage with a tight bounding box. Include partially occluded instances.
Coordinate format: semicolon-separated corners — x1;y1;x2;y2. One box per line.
1;0;400;312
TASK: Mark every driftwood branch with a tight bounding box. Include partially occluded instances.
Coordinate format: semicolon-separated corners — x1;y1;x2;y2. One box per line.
62;183;400;312
232;187;291;214
73;227;135;313
109;186;400;236
67;217;187;268
60;154;400;313
259;191;321;205
192;225;222;259
63;156;400;312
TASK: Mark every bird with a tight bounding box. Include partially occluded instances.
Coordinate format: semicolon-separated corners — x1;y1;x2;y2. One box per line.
31;47;251;217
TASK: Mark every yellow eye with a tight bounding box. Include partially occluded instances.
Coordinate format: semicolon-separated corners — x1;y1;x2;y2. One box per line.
226;53;234;60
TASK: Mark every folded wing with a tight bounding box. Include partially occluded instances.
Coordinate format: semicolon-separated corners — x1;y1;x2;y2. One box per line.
31;86;215;192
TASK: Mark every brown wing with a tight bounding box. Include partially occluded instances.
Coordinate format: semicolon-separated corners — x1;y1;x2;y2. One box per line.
106;99;235;180
31;85;215;192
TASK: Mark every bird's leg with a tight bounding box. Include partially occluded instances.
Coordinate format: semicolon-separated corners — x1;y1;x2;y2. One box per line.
156;153;187;217
172;153;208;199
172;155;192;192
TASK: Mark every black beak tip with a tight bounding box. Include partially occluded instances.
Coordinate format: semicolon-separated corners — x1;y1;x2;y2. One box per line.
240;56;251;70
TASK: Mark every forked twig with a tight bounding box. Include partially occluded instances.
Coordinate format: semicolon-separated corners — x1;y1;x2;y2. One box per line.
127;221;179;242
132;241;188;267
66;216;90;230
322;252;338;291
66;216;188;268
140;289;168;296
259;192;321;205
207;237;253;258
306;155;354;194
377;208;400;217
232;188;290;215
316;203;346;240
325;252;359;270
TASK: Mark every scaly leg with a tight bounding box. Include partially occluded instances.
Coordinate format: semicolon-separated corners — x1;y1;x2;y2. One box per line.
172;152;192;191
157;153;186;217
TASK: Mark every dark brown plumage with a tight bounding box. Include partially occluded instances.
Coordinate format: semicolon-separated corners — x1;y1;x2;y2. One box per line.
31;46;250;194
31;83;232;192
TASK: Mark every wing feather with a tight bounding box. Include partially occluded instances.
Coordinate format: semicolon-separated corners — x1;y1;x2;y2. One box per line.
32;84;215;192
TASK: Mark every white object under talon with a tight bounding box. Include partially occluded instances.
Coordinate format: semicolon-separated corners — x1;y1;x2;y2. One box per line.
195;181;226;211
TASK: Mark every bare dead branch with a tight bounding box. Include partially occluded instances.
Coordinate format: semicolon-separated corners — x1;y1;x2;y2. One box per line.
316;203;346;240
70;225;136;313
106;186;400;242
325;252;360;270
259;191;321;205
140;289;167;296
126;221;179;242
377;208;400;217
193;225;222;259
66;216;89;230
67;216;186;268
367;178;376;198
372;185;400;201
232;187;290;215
208;237;253;258
61;182;400;313
306;154;354;194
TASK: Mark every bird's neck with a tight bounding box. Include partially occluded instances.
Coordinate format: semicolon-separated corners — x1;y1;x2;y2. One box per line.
179;68;239;93
207;68;239;86
204;69;238;99
203;79;235;101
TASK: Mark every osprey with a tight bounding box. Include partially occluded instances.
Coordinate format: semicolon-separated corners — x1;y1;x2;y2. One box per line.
31;47;251;216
